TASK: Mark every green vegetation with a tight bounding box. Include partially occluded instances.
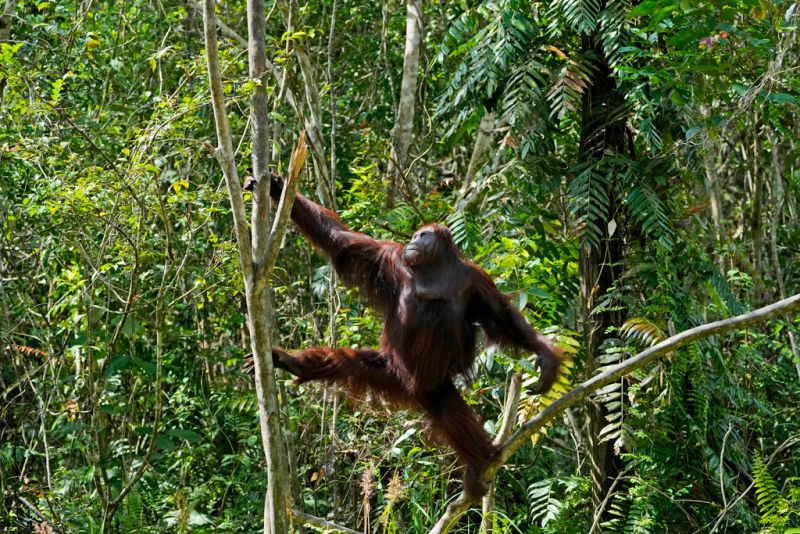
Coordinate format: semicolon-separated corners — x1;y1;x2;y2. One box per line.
1;0;798;532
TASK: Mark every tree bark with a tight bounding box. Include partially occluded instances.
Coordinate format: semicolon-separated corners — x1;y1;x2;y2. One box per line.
245;1;294;531
703;141;726;253
387;0;423;207
326;0;338;205
0;0;15;42
765;127;800;379
747;111;764;303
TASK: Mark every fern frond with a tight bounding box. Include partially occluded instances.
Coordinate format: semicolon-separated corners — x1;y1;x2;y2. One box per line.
445;210;481;250
120;489;144;532
438;11;480;60
528;479;564;527
552;0;602;35
638;116;662;153
436;2;540;123
501;59;548;123
225;393;258;415
707;267;746;316
598;0;631;66
624;496;657;533
601;494;628;531
546;54;594;120
625;184;674;249
753;454;782;517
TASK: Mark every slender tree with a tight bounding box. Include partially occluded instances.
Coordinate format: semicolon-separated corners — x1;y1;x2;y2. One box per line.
201;1;306;531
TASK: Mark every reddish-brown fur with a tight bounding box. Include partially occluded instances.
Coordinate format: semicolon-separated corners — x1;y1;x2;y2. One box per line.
268;174;562;501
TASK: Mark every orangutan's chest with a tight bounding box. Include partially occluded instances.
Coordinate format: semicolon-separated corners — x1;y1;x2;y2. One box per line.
397;281;467;327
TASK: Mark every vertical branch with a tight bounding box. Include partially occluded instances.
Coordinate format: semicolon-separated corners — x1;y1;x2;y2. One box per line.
295;46;334;206
381;0;398;112
248;0;273;268
387;0;423;207
480;371;522;533
269;0;294;162
327;0;338;203
323;8;344;508
0;0;16;43
243;1;293;531
264;133;307;274
702;136;726;265
747;110;764;302
765;127;800;379
457;110;496;207
0;0;17;100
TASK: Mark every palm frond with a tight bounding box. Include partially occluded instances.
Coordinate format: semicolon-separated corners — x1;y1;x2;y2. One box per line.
625;184;674;249
620;317;667;348
551;0;603;35
568;161;612;249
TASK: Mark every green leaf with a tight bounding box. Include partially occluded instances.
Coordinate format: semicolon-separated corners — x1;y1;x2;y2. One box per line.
105;355;132;377
156;435;177;450
731;83;749;96
765;92;797;105
629;0;663;18
685;126;703;139
167;429;202;443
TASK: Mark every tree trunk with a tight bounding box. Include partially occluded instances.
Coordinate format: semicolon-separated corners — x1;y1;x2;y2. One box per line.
202;2;297;532
702;137;726;257
387;0;423;207
577;29;627;528
246;1;293;531
765;128;800;380
0;0;14;41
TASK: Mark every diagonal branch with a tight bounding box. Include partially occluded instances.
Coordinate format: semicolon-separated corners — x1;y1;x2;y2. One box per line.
290;509;362;534
261;131;307;280
430;293;800;534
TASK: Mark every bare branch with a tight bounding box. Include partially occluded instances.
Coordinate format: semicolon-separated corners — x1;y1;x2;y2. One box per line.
430;293;800;534
202;0;252;279
262;131;307;278
290;509;362;534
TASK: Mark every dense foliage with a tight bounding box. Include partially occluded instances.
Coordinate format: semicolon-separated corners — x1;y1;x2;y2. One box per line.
1;0;798;532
